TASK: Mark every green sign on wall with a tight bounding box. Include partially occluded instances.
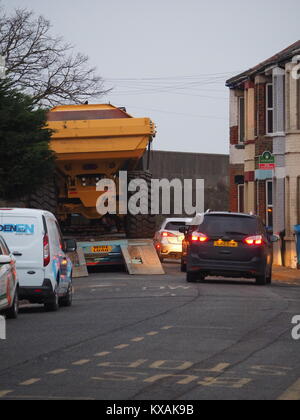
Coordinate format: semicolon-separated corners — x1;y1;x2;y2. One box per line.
259;151;275;170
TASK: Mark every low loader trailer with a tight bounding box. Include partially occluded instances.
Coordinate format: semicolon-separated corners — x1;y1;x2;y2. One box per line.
30;104;162;271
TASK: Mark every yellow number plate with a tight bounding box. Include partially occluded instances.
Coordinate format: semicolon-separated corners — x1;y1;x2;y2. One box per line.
214;240;238;248
92;246;113;253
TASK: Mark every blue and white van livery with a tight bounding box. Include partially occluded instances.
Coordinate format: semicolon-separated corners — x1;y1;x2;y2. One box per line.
0;208;76;311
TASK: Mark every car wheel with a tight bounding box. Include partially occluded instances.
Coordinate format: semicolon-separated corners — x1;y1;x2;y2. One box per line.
181;261;187;273
256;267;268;286
5;288;19;319
59;284;73;308
186;271;198;283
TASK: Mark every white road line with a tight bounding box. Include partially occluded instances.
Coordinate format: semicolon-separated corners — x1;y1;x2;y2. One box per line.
146;331;159;336
19;379;41;386
131;337;145;342
72;359;91;366
114;344;130;349
47;369;68;375
95;352;111;357
0;390;13;398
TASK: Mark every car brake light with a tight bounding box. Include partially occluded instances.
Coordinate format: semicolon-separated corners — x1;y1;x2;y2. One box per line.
244;235;263;246
191;232;209;243
161;232;176;238
43;234;50;267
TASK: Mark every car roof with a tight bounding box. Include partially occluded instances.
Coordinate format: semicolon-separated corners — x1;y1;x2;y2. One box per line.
163;218;194;223
205;211;258;219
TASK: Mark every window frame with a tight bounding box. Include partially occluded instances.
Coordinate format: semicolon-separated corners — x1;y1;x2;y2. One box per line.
266;83;274;135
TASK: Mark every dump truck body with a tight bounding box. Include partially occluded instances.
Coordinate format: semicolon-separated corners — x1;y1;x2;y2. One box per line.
47;104;156;221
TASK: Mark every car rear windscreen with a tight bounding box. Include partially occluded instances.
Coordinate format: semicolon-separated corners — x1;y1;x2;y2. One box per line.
165;222;188;231
198;215;259;236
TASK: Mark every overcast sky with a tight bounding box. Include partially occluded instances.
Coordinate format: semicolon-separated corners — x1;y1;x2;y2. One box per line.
2;0;300;154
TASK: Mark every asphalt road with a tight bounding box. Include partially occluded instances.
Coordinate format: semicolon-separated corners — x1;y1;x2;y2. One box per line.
0;262;300;401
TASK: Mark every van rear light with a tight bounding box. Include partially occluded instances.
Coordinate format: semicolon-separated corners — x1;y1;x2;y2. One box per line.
43;234;50;267
190;232;209;243
244;235;263;246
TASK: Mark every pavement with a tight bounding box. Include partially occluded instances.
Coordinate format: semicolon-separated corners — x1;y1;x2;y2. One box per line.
273;265;300;286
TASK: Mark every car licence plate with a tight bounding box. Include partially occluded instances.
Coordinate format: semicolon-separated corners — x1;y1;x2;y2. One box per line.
92;246;113;253
214;240;238;248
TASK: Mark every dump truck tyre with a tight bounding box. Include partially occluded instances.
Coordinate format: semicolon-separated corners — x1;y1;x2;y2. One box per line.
28;179;58;215
125;171;156;239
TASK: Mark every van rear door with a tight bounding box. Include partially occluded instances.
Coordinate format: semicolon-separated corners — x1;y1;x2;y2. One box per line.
0;212;44;287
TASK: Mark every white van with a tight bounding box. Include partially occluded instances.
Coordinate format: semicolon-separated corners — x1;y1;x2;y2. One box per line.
0;208;76;311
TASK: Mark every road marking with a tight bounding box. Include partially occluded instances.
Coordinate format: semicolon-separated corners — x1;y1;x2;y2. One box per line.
146;331;159;336
5;394;95;400
95;351;111;357
47;369;68;375
144;373;197;385
149;360;194;370
278;379;300;400
72;359;91;366
195;363;230;373
19;379;41;386
0;390;13;398
198;376;252;389
98;360;148;368
131;337;145;342
114;344;130;350
161;326;173;330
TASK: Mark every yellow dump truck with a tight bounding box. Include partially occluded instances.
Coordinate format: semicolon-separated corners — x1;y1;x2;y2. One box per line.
28;104;157;265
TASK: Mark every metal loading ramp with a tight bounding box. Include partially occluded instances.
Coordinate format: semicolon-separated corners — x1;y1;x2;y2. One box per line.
121;240;165;275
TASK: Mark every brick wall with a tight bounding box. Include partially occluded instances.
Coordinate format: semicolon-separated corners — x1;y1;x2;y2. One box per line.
255;83;266;137
230;126;239;145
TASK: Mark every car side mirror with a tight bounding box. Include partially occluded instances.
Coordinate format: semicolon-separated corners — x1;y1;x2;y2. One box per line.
0;255;12;265
64;239;77;253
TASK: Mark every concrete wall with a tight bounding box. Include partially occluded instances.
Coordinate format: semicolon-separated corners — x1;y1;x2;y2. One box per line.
145;150;229;224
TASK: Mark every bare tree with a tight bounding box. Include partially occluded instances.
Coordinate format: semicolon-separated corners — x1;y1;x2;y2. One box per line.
0;7;110;106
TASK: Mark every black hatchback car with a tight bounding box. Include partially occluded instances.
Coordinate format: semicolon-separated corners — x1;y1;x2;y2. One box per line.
184;212;278;285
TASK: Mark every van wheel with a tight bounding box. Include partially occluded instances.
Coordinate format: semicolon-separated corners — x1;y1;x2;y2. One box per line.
59;284;73;307
44;288;59;312
5;288;19;319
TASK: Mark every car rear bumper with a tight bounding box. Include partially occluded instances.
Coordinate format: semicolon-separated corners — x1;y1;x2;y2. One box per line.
187;256;266;278
158;243;183;257
19;279;55;304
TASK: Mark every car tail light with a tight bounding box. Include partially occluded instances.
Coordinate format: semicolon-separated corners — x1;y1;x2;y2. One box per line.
43;234;50;267
190;232;209;243
161;232;176;238
244;235;263;246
